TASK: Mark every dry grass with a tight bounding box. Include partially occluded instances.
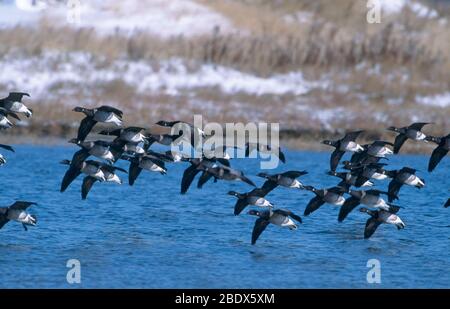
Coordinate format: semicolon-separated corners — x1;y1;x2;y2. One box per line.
0;0;449;148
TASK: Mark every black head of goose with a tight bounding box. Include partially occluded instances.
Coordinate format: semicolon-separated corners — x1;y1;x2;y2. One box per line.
445;198;450;208
359;207;405;239
338;189;400;222
122;155;166;186
73;105;123;142
303;185;348;216
0;92;32;118
0;143;14;166
257;170;307;191
387;167;425;202
228;185;276;216
426;133;449;172
0;201;37;231
247;208;302;245
387;122;431;154
68;138;114;163
60;159;107;192
244;142;286;163
0;107;20;129
322;130;364;171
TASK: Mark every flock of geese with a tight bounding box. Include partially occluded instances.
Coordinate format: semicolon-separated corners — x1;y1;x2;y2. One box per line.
0;92;449;244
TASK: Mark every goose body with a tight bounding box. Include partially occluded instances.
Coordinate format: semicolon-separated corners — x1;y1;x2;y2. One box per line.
360;207;405;239
388;122;431;154
247;208;302;244
0;201;37;231
0;92;32;118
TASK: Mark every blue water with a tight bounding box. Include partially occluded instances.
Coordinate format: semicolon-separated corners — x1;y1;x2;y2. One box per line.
0;145;449;288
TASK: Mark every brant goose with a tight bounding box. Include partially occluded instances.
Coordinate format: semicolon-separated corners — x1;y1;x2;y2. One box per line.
247;208;302;245
338;189;400;222
0;144;14;166
387;167;425;202
322;130;364;171
228;184;277;215
359;207;405;239
60;159;107;192
427;134;449;172
327;170;374;187
0;92;32;118
0;107;20;129
81;164;126;199
445;198;450;208
257;170;308;191
122;155;167;186
199;165;255;187
303;185;348;216
73;105;123;142
68;139;115;163
245;142;286;163
0;201;37;231
388;122;431;154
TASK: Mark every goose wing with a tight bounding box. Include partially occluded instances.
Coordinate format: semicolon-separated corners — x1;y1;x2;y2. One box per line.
0;144;14;152
304;196;325;216
233;198;250;216
273;209;302;223
251;218;270;245
128;161;143;186
330;149;345;172
60;166;82;192
338;196;361;222
387;179;403;202
409;122;430;131
9;201;37;211
281;170;308;178
81;176;98;200
98;105;123;118
4;92;30;102
181;164;201;194
364;217;382;239
393;134;408;154
342;130;364;142
197;171;215;189
0;209;10;229
428;145;448;172
76;116;97;142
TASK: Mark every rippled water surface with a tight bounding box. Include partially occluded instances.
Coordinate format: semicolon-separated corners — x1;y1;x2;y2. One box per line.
0;145;449;288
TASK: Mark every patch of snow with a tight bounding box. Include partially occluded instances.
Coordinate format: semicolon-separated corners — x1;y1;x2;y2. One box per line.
378;0;408;14
379;0;439;19
283;11;315;25
0;0;235;37
0;52;329;100
415;92;450;108
409;2;438;18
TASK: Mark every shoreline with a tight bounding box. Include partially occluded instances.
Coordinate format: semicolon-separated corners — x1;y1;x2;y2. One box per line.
2;131;439;155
